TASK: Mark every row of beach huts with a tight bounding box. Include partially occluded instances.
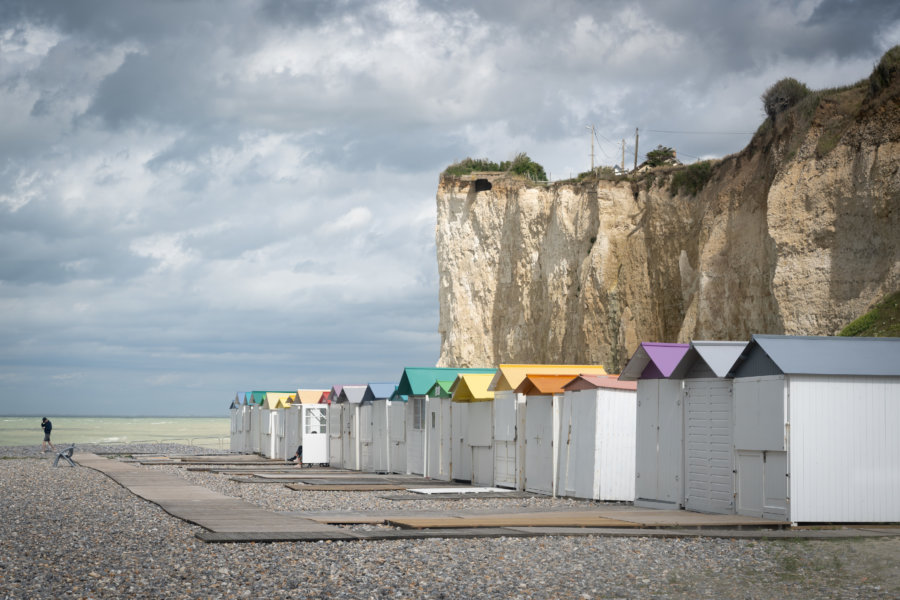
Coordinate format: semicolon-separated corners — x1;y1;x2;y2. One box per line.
229;334;900;525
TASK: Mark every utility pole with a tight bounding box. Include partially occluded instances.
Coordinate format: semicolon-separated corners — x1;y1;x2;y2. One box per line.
621;139;625;171
634;128;639;172
586;125;595;171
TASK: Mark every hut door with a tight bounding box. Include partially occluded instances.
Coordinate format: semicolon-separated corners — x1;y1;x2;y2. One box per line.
524;396;554;495
684;380;734;514
328;403;342;468
301;405;329;465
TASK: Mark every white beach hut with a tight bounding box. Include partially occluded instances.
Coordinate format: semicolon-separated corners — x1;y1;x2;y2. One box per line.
620;343;690;509
326;386;344;468
338;385;367;471
489;365;607;491
282;390;329;464
669;341;748;515
515;374;584;496
367;383;399;473
557;375;638;501
449;373;496;484
229;392;245;452
728;334;900;524
387;387;408;474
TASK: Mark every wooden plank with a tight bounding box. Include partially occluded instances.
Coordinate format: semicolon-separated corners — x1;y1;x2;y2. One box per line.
387;513;640;529
286;483;406;491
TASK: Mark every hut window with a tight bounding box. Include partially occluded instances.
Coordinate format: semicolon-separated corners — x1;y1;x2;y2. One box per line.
413;398;425;429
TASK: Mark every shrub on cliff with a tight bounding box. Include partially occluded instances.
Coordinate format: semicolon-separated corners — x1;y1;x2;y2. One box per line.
505;153;547;181
669;161;713;196
443;153;547;181
645;145;676;167
869;45;900;97
762;77;811;120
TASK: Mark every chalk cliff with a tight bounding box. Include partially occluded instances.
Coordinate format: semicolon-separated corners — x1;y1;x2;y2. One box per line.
436;79;900;372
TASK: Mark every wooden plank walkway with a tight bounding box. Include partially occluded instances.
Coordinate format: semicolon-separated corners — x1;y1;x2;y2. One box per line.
75;452;893;544
74;452;354;540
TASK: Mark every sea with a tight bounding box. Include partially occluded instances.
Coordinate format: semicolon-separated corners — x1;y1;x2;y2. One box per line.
0;416;231;450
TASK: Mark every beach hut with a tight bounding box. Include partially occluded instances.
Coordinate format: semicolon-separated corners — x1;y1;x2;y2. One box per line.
247;391;267;454
488;365;607;491
620;343;690;509
450;373;496;485
515;374;586;496
299;402;330;465
424;380;454;480
558;375;638;501
327;385;344;466
283;389;330;464
387;387;408;474
366;383;399;473
337;385;367;470
397;367;496;476
728;335;900;523
229;392;244;452
668;341;748;515
261;392;295;459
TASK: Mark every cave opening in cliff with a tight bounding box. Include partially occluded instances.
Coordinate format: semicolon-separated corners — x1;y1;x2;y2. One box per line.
474;178;492;192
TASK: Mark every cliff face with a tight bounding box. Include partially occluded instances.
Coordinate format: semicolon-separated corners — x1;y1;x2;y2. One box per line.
436;84;900;372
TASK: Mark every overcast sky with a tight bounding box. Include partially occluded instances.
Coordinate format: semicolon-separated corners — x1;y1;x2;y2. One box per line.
1;0;897;417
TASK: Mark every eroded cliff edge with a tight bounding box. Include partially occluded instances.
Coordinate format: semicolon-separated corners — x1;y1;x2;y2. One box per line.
436;81;900;372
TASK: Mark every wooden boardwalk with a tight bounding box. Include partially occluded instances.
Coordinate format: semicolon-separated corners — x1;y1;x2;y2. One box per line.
74;452;354;540
74;453;898;544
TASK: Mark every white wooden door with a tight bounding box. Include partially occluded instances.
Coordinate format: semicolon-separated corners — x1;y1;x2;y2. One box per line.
388;401;406;474
301;405;329;464
525;396;554;495
341;404;356;470
451;403;471;481
328;403;342;467
684;380;734;514
493;392;517;488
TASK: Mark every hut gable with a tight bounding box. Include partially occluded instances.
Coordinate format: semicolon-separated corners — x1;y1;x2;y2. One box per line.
450;373;496;402
514;374;578;395
366;382;399;402
296;389;329;404
338;385;368;404
562;374;637;392
670;341;748;379
488;364;607;392
325;385;344;404
620;343;690;380
731;334;900;377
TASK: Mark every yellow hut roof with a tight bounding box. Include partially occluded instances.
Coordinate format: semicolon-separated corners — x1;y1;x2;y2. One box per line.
488;364;606;392
450;373;496;402
265;392;296;409
295;389;329;404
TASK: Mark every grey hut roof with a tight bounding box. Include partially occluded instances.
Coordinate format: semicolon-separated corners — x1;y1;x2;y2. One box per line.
670;341;748;379
338;385;368;404
729;334;900;377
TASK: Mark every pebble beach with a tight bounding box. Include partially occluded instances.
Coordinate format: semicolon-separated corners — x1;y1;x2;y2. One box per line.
2;444;899;599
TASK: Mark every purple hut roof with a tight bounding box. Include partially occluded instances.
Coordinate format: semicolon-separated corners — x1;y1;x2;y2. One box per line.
619;342;690;380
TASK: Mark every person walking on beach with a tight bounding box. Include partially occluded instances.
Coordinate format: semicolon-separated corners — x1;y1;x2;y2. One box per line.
287;444;303;467
41;417;56;453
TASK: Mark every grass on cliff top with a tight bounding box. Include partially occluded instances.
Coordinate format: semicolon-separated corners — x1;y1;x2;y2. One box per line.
839;291;900;337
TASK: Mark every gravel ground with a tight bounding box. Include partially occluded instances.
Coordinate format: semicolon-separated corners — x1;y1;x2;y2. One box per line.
1;445;899;599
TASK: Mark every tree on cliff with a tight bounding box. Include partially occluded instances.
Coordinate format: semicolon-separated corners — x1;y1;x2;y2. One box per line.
645;145;677;167
761;77;811;120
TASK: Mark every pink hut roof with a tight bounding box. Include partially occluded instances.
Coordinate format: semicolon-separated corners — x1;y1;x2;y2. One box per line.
563;374;637;392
